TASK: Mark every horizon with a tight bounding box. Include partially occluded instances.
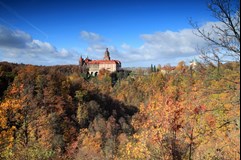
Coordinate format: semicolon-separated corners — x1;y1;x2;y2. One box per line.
0;0;217;67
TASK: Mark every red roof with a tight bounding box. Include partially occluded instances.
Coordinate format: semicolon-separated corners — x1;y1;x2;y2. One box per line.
87;60;121;64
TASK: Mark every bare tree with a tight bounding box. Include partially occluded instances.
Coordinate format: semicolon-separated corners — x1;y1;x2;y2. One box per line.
191;0;240;64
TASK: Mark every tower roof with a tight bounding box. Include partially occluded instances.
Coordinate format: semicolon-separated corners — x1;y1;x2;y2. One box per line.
104;48;110;60
79;55;83;60
105;48;109;54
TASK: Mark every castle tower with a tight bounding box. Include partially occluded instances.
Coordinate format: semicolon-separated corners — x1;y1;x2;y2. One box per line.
79;55;84;66
103;48;110;60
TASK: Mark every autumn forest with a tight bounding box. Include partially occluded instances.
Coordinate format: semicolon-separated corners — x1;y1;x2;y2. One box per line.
0;57;240;160
0;0;240;159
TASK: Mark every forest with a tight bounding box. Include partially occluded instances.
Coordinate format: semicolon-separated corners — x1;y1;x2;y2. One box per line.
0;0;240;159
0;59;240;160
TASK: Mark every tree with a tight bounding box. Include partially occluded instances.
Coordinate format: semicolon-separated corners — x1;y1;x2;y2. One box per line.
151;64;154;73
191;0;240;64
176;61;187;73
153;65;157;72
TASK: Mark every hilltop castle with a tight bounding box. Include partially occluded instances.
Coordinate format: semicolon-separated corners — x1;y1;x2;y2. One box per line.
79;48;121;76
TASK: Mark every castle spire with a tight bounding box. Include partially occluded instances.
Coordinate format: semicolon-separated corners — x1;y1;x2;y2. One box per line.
104;48;110;60
79;55;83;66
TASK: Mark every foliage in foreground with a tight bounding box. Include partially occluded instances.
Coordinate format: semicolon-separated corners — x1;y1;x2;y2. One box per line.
0;61;240;160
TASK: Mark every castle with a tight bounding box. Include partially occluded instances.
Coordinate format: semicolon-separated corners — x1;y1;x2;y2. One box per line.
79;48;121;76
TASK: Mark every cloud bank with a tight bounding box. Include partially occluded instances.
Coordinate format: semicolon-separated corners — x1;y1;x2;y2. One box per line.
80;31;104;43
80;25;210;66
0;25;79;65
0;22;220;67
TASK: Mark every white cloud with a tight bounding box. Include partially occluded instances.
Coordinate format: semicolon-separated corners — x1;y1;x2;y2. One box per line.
0;21;225;67
138;29;203;57
118;22;224;65
80;29;205;66
83;22;226;66
0;25;79;65
59;48;72;57
86;44;106;53
80;30;104;43
0;25;32;48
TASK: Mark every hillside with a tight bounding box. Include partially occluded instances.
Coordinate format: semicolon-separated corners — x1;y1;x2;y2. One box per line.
0;61;240;159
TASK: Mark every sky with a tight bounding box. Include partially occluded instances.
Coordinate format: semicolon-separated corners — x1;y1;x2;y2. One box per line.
0;0;218;67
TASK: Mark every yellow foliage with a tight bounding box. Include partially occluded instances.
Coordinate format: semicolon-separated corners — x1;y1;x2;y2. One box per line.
119;139;150;160
75;129;104;160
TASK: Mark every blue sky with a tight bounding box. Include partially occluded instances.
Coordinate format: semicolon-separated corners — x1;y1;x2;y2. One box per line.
0;0;217;67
